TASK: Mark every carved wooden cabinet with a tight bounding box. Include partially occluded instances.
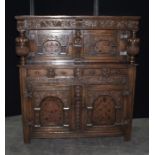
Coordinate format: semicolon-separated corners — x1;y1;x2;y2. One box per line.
15;16;140;143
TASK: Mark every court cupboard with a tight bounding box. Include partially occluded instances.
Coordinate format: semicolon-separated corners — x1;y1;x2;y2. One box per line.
15;16;140;143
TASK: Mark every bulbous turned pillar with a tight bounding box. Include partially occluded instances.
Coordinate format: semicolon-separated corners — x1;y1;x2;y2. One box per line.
16;31;29;65
127;31;140;64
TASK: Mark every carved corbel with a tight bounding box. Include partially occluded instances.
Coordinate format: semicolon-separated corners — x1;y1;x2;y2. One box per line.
29;32;38;53
16;31;29;65
73;30;82;59
127;31;140;64
118;31;130;56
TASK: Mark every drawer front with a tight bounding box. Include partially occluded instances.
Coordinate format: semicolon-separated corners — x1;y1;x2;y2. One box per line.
27;69;48;77
80;66;129;85
26;65;129;86
27;67;74;79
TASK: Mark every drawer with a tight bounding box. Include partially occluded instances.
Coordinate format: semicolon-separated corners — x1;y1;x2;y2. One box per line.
80;66;129;85
27;69;48;77
27;67;74;78
55;69;74;77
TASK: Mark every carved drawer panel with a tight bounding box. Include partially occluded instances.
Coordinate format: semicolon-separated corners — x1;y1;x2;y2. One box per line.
27;67;74;79
27;69;48;77
82;69;102;76
80;66;129;85
55;69;74;77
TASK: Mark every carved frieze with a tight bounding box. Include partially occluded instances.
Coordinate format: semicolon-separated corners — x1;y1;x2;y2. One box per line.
16;17;140;31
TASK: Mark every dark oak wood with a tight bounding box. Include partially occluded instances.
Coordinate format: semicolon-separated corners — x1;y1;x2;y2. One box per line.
15;16;140;143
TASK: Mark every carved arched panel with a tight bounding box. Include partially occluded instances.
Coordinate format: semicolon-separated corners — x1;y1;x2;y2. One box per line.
40;96;63;126
92;95;116;125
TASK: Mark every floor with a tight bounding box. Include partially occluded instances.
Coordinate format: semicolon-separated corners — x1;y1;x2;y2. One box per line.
6;116;149;155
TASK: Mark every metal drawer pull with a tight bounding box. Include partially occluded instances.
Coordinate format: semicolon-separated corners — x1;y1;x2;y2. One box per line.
34;107;41;111
86;123;93;127
34;124;40;128
63;107;70;110
63;124;69;127
87;106;93;110
115;105;121;109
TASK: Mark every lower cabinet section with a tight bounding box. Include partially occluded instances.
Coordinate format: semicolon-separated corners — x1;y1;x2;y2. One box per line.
23;82;131;142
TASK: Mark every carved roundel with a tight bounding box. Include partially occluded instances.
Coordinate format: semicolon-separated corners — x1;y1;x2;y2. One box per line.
43;40;61;54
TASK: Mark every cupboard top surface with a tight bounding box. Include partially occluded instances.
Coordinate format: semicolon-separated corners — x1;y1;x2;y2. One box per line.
15;15;141;20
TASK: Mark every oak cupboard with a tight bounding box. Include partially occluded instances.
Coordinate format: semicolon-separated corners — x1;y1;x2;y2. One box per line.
15;16;140;143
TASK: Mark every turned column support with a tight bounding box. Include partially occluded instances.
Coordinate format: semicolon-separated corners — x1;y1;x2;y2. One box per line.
16;30;29;65
127;31;140;64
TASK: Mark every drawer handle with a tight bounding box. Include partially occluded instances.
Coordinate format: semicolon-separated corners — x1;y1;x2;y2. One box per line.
34;124;40;128
34;107;41;111
63;107;70;110
86;123;93;127
63;124;69;127
87;106;93;110
115;105;122;109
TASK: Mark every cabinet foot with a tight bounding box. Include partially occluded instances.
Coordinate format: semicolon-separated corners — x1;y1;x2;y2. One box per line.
23;127;31;144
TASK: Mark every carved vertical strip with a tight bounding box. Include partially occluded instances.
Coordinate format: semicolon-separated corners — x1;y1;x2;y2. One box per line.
74;85;82;130
70;86;76;130
73;30;82;59
19;67;31;143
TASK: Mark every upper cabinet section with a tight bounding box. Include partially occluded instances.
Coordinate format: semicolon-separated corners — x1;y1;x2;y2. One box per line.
15;16;140;64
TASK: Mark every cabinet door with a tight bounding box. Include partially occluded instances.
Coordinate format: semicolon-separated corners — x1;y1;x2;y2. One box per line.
27;30;74;63
81;85;126;132
30;84;75;133
82;30;126;62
